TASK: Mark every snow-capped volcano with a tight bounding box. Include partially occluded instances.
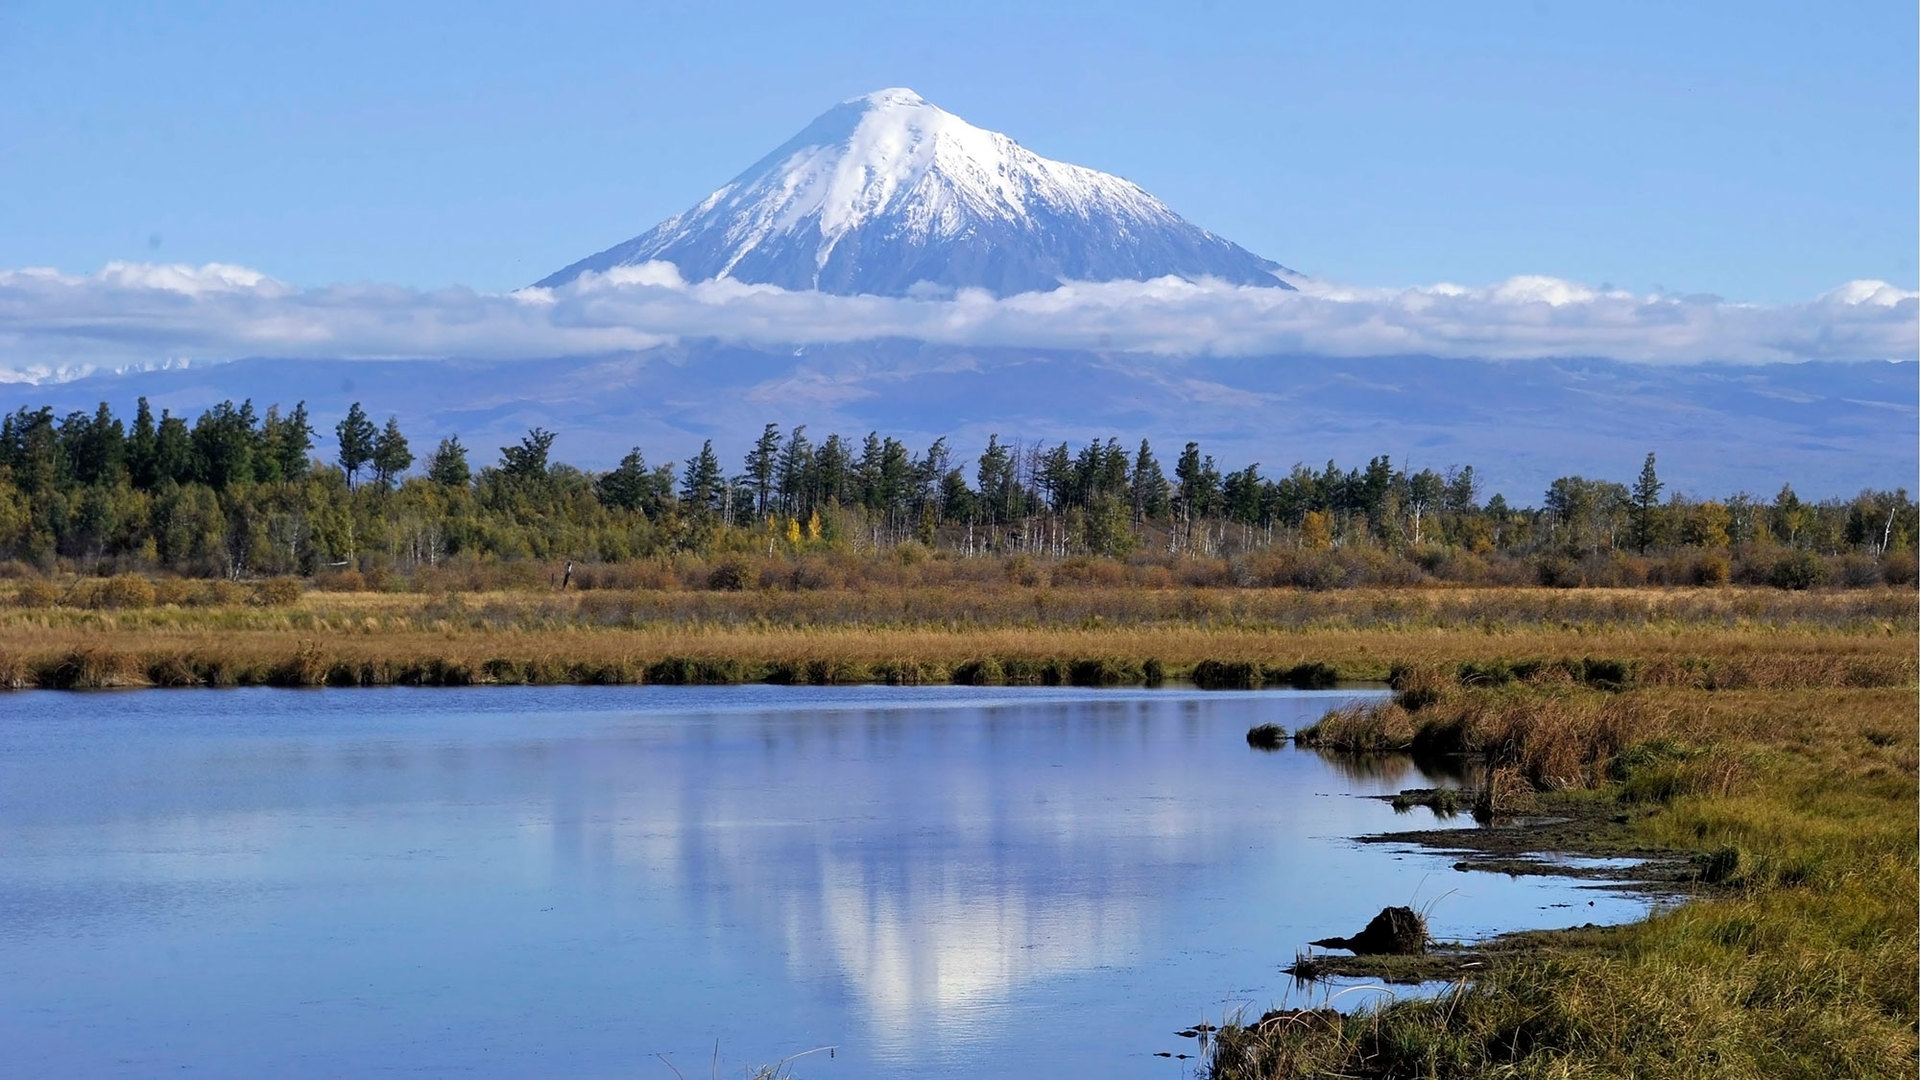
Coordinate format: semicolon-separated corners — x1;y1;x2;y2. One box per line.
538;88;1294;297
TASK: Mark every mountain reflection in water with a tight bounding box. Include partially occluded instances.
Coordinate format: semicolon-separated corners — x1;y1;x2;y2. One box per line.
0;686;1642;1080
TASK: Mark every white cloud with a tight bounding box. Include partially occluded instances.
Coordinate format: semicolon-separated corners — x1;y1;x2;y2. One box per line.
0;261;1912;383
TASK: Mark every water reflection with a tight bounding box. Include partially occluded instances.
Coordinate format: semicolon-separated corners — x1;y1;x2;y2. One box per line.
554;697;1310;1057
0;686;1647;1080
1307;748;1472;785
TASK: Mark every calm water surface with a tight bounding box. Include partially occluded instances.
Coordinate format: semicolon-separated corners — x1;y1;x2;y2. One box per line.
0;686;1646;1078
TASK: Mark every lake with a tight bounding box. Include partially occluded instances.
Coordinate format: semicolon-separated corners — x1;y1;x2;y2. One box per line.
0;686;1646;1078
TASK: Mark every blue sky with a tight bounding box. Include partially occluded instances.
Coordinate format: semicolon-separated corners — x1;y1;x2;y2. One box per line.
1;0;1913;302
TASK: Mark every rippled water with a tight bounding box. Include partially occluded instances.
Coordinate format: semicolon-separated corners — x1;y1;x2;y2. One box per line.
0;686;1645;1078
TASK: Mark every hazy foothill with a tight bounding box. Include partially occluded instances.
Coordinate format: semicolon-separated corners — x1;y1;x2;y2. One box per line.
0;29;1914;1080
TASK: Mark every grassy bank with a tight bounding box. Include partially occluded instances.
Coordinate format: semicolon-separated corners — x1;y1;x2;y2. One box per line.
0;585;1912;690
1208;673;1918;1078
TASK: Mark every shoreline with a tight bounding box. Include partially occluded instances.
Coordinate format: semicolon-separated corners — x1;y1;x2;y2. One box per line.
1286;785;1699;986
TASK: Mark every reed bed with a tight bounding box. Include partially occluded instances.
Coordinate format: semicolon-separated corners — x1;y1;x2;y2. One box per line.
7;581;1916;631
1;581;1913;691
0;617;1910;691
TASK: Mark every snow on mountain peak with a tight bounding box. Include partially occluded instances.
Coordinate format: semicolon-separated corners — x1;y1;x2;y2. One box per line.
858;86;927;107
539;89;1293;298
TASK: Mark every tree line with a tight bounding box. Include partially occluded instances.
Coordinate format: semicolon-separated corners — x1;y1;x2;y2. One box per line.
0;398;1912;582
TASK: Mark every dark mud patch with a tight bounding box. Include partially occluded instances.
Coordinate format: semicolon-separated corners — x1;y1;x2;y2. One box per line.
1368;787;1473;818
1310;905;1427;955
1356;793;1695;885
1290;792;1696;984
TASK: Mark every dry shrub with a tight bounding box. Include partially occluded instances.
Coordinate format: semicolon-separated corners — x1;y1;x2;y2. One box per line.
1882;551;1917;586
705;555;752;591
1296;701;1417;751
1459;695;1648;791
1835;554;1883;588
86;575;157;610
319;569;367;592
1536;555;1583;588
1695;550;1733;586
202;580;245;606
1389;663;1453;711
1004;554;1047;588
788;556;846;591
1431;550;1492;584
575;562;658;591
254;577;304;607
1052;555;1126;587
12;580;59;608
1175;558;1232;588
151;578;195;606
1477;764;1539;818
35;647;140;689
0;650;28;688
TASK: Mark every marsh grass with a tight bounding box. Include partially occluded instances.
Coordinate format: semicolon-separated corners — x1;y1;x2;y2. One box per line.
1245;722;1288;750
1207;682;1919;1079
0;585;1909;692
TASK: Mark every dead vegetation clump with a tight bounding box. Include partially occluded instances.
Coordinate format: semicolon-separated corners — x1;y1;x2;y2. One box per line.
1294;702;1418;752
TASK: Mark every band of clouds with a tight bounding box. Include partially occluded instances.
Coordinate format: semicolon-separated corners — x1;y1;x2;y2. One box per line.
0;260;1912;383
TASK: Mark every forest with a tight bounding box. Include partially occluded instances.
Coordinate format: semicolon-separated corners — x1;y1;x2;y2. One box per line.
0;397;1913;588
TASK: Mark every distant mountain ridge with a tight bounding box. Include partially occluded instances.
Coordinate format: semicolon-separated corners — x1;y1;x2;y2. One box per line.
5;348;1911;500
538;88;1294;298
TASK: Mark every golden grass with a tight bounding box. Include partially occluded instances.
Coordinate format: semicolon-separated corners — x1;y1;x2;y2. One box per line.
0;586;1910;690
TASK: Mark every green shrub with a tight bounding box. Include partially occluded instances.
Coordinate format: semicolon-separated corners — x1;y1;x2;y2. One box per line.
1770;550;1828;590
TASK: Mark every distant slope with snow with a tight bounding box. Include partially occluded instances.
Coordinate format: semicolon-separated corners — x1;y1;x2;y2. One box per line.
538;88;1292;297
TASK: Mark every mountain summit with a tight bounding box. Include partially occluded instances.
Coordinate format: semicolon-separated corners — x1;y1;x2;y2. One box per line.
537;88;1294;297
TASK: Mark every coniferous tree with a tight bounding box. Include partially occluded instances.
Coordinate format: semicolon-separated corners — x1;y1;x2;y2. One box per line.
1630;452;1664;552
597;448;661;513
855;433;886;515
0;392;1912;575
128;398;159;490
154;410;192;486
274;401;314;481
335;403;377;488
427;436;471;488
1039;443;1073;513
1443;465;1480;516
371;417;413;488
775;426;813;516
813;434;852;507
500;428;557;481
976;435;1015;525
191;400;258;490
1174;442;1207;547
680;440;723;517
1130;439;1169;522
744;424;782;517
1;406;59;495
64;402;126;487
916;437;951;522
